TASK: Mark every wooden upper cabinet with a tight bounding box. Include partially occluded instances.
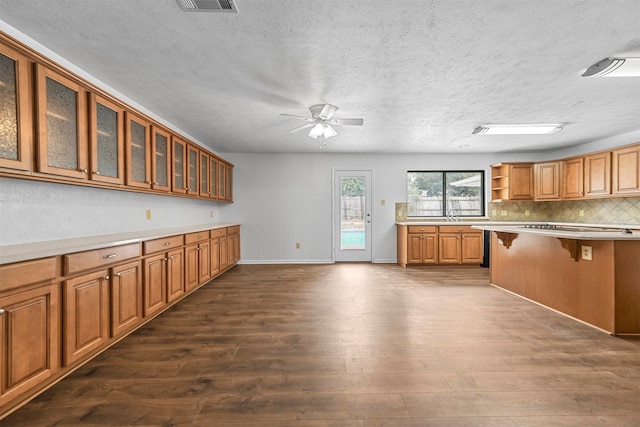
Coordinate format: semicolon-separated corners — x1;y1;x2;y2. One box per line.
612;144;640;195
125;112;151;189
186;145;199;195
561;157;584;199
535;161;560;200
88;93;124;184
491;163;534;201
171;136;186;194
35;64;88;178
199;152;210;197
0;42;32;171
585;151;611;197
150;126;171;192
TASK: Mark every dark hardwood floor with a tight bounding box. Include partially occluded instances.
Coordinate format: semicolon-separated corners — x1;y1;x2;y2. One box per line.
4;264;639;426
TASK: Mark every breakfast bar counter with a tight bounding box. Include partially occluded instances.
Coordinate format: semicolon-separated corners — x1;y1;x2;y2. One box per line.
476;223;640;336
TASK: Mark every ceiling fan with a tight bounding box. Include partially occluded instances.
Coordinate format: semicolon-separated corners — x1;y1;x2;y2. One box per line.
280;104;364;140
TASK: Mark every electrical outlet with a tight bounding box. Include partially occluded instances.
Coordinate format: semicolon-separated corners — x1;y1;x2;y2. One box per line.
210;210;214;218
296;242;300;249
381;199;386;206
146;209;151;220
579;209;585;217
500;210;508;216
525;209;530;216
581;245;592;261
492;209;497;216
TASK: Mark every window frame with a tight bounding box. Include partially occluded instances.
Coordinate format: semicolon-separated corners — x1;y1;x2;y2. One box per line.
407;170;486;218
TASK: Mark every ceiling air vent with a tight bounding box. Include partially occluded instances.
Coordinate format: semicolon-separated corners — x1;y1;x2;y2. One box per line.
176;0;238;13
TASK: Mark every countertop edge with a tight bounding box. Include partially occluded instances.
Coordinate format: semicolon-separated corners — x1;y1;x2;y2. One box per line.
473;224;640;240
0;223;241;265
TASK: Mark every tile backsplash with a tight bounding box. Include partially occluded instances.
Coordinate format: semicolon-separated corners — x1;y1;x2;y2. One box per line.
488;197;640;224
396;197;640;224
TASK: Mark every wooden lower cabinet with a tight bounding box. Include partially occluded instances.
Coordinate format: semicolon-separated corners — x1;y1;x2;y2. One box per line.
63;270;110;365
0;283;60;408
110;260;143;337
0;225;240;417
398;225;483;266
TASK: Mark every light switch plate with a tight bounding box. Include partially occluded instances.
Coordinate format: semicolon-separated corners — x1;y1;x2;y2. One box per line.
581;245;592;261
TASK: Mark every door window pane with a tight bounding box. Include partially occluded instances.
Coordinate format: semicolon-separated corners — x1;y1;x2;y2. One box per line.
340;177;366;250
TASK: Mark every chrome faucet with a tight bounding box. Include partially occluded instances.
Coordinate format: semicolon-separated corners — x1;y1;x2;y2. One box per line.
447;209;457;222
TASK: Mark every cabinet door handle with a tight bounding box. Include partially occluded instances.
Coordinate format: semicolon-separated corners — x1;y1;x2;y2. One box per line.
164;257;168;262
114;272;121;277
169;256;174;260
103;254;118;259
0;309;5;315
104;275;110;280
163;242;171;246
80;168;88;174
93;171;100;176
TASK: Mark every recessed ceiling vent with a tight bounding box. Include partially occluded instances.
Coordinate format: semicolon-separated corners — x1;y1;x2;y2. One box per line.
176;0;238;13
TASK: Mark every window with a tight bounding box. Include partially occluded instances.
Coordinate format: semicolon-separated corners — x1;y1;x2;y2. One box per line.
407;171;485;217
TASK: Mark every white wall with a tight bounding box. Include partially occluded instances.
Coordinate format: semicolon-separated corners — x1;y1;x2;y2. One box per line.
0;178;222;245
218;152;544;264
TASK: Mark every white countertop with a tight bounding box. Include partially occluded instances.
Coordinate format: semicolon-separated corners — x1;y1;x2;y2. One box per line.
473;224;640;240
0;223;240;265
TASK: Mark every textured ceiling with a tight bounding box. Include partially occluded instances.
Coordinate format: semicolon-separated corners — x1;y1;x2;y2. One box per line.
0;0;639;154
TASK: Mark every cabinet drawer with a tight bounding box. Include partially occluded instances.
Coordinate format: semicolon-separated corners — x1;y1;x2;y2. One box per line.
210;228;227;238
439;225;479;233
143;235;184;255
185;231;210;244
0;257;58;293
226;225;240;234
408;225;437;233
64;243;140;275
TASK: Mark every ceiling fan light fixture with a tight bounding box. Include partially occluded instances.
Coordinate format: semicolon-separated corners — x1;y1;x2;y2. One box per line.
323;124;338;139
308;123;324;139
472;124;564;135
581;57;640;77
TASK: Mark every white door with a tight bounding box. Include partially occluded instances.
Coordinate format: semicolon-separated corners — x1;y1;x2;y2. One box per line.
333;170;372;262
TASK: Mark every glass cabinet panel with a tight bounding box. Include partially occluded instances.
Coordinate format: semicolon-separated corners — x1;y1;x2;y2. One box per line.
218;162;226;199
186;145;199;195
125;111;150;188
225;164;233;201
200;152;209;197
36;64;87;178
89;94;124;184
151;126;170;192
209;157;218;199
171;137;186;193
0;43;32;170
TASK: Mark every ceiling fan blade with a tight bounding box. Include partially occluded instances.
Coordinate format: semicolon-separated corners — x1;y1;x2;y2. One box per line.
288;123;315;133
279;113;314;122
319;104;339;120
327;118;364;126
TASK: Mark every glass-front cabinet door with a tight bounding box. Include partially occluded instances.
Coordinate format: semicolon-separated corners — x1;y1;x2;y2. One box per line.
0;42;32;171
35;64;88;178
186;144;199;195
89;93;124;184
171;136;186;194
151;126;170;192
125;111;151;189
209;156;218;199
199;152;209;197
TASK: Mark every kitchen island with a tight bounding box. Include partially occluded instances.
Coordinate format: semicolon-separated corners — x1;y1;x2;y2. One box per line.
474;224;640;336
